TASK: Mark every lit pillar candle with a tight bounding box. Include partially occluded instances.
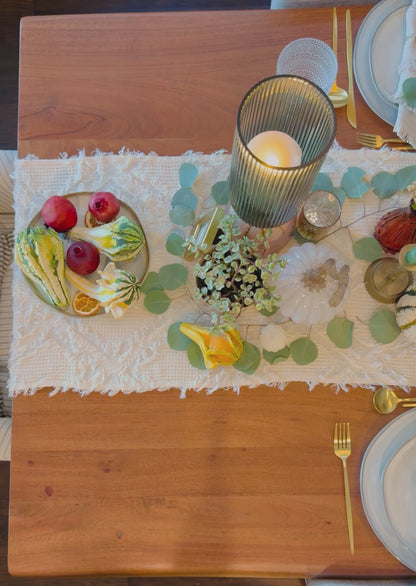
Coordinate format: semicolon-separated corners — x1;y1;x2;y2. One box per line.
247;130;302;167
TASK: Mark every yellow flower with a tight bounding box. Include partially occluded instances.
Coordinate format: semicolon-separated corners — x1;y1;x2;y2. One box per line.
179;323;243;369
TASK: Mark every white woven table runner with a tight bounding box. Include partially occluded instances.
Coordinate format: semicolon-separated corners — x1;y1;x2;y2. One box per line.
8;148;416;397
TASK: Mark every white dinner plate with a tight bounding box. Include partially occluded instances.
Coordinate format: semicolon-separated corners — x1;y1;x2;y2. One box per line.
360;409;416;571
354;0;410;126
384;435;416;555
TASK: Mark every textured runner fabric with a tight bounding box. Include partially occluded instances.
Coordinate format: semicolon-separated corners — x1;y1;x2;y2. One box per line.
8;148;416;397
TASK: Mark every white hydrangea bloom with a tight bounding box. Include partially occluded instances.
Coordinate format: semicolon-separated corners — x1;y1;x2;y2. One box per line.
260;324;287;352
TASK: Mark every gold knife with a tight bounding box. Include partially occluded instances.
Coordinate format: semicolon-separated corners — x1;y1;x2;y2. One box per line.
346;10;357;129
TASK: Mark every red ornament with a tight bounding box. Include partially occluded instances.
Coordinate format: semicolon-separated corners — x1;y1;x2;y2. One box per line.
374;198;416;254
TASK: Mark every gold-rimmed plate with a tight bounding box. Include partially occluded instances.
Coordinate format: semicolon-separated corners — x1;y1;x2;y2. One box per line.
23;192;149;317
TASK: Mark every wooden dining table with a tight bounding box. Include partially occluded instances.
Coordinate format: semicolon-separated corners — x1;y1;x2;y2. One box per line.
9;6;416;579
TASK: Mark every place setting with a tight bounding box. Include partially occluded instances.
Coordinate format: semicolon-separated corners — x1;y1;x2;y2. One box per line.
332;386;416;569
354;0;416;150
360;404;416;572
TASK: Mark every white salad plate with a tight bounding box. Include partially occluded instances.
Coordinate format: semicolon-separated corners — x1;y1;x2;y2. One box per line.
26;192;149;317
360;409;416;571
354;0;410;126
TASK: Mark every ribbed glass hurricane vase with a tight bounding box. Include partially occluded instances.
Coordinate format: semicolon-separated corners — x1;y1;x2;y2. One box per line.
229;75;336;228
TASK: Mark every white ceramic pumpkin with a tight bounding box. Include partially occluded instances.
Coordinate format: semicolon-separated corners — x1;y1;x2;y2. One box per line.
276;243;351;325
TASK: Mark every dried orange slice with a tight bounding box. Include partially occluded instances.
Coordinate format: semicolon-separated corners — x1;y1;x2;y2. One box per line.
84;210;102;228
72;291;100;316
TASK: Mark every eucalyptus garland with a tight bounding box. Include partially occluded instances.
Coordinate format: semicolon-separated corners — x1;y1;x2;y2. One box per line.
140;162;416;373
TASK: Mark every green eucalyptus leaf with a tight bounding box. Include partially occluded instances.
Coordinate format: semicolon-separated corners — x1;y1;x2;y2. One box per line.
211;180;230;205
352;237;383;261
369;310;401;344
233;342;261;374
402;78;416;107
179;163;198;188
326;317;354;348
371;172;399;199
312;173;333;192
290;337;318;365
310;175;346;205
263;346;290;364
395;165;416;191
341;167;369;199
187;340;206;370
171;187;198;211
144;290;171;314
332;187;346;205
159;263;188;290
167;322;190;351
166;232;185;256
141;271;163;294
169;204;195;227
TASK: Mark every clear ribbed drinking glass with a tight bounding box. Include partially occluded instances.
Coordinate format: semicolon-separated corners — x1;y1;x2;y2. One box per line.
229;75;336;229
277;38;337;95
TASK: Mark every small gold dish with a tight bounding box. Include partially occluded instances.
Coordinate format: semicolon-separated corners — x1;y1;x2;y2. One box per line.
364;257;412;303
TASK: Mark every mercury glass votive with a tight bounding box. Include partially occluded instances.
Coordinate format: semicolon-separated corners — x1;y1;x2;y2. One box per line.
297;190;341;241
229;75;336;229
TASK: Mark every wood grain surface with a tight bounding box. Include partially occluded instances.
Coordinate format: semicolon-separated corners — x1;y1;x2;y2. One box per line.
9;385;414;577
17;7;392;159
10;6;415;580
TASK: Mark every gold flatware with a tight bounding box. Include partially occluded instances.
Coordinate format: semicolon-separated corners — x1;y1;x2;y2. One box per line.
346;10;357;129
373;387;416;414
334;422;354;554
391;145;416;151
329;7;349;108
356;132;411;149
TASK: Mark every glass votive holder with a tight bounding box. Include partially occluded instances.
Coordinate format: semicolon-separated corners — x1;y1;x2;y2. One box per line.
296;190;341;241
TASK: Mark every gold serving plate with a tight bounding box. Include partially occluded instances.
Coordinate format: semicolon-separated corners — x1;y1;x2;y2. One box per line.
24;192;149;317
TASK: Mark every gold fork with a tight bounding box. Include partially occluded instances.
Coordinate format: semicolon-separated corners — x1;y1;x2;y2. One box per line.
334;422;354;554
356;132;410;149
